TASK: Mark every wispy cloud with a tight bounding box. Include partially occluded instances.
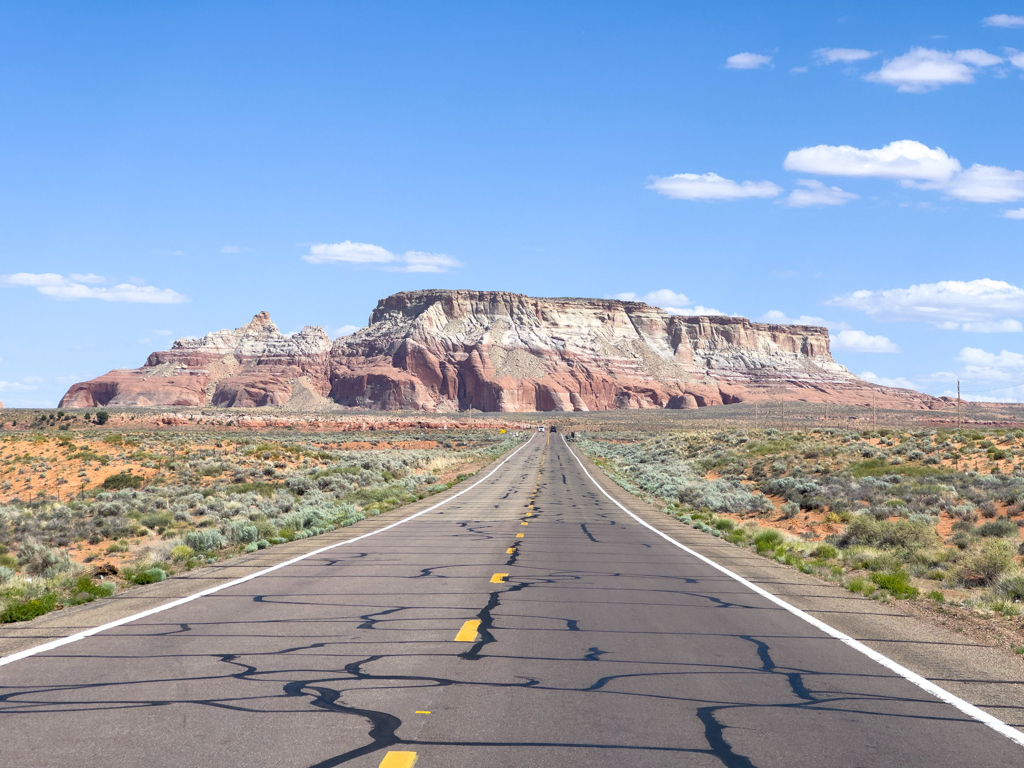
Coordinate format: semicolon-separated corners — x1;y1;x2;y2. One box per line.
221;246;249;253
864;47;1002;92
332;324;360;338
785;179;859;207
303;241;461;273
1006;208;1024;219
647;172;781;201
983;14;1024;28
760;310;896;352
829;278;1024;332
814;47;877;64
725;52;772;69
0;273;187;303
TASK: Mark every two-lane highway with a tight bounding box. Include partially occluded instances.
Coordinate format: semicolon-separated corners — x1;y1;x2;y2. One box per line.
1;432;1022;766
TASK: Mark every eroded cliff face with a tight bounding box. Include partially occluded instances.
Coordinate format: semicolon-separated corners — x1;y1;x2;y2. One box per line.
60;290;941;412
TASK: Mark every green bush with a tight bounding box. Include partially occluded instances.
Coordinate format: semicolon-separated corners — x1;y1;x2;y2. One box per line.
833;516;937;550
753;528;784;553
994;571;1024;602
956;539;1017;586
103;473;143;490
170;545;195;562
975;518;1018;538
128;567;167;585
871;571;919;599
811;544;839;559
1;593;59;623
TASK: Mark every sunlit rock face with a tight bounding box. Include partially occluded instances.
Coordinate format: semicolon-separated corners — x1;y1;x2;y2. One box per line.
61;291;941;412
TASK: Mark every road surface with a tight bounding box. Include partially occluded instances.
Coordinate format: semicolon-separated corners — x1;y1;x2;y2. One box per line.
1;432;1021;767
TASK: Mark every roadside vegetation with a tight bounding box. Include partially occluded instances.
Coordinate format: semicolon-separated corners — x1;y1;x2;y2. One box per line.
580;427;1024;619
0;426;518;624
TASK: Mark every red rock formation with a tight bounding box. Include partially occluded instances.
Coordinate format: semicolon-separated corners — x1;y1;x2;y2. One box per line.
61;290;946;412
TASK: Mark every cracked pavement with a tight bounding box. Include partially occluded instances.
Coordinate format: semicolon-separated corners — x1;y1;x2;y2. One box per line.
2;433;1022;767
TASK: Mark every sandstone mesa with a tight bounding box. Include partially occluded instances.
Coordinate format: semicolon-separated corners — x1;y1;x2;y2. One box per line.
59;289;943;412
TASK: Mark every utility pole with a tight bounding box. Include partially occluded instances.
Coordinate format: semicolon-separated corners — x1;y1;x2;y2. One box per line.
957;380;961;430
872;392;876;428
781;400;785;432
824;402;828;428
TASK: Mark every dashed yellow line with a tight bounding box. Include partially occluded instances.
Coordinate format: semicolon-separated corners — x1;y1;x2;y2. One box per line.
506;547;515;554
516;533;524;538
521;521;528;526
415;710;431;714
379;752;417;768
525;511;532;517
490;573;509;583
455;620;481;642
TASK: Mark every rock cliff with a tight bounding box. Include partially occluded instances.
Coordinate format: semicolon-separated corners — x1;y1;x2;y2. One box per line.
60;290;943;412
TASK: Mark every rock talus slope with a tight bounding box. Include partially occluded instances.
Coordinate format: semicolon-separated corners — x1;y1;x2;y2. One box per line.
61;290;943;412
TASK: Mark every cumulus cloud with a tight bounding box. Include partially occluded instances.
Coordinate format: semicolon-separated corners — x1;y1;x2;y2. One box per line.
760;311;896;352
815;48;877;64
829;278;1024;331
647;172;782;201
726;52;772;69
0;273;186;303
785;179;859;207
1005;208;1024;219
303;241;461;273
864;47;1002;92
615;289;726;316
784;139;1024;204
983;14;1024;27
831;330;901;353
1011;50;1024;69
784;140;959;181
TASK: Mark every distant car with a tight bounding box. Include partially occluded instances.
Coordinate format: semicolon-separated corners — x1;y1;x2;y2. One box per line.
538;426;545;432
550;426;557;432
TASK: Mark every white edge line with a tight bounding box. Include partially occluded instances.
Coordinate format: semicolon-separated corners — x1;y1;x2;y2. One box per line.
562;434;1024;749
0;433;537;669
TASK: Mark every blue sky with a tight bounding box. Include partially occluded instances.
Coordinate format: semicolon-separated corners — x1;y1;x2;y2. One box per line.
2;1;1024;407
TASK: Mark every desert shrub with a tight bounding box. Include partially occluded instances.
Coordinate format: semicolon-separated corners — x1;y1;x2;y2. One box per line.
1;592;58;623
0;566;15;583
18;539;77;578
753;529;784;553
127;567;167;585
871;571;919;599
183;529;226;551
956;539;1017;586
811;544;839;559
995;571;1024;602
170;545;195;562
780;501;800;519
103;473;143;490
833;516;937;550
975;518;1017;538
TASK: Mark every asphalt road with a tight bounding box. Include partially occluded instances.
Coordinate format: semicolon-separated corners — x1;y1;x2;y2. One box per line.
2;432;1022;767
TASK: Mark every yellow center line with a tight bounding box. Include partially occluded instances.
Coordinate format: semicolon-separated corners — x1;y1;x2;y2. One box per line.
521;521;529;525
454;619;481;642
516;533;524;538
415;710;431;714
525;512;532;517
490;572;509;583
506;547;515;554
379;752;418;768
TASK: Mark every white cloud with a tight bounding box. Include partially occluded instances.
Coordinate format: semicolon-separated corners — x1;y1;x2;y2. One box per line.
791;66;809;74
332;324;360;338
153;329;174;336
815;48;877;64
832;330;900;353
864;47;1002;92
647;172;782;201
760;310;835;328
0;273;186;303
830;278;1024;330
1006;208;1024;219
1011;51;1024;68
616;289;725;316
983;14;1024;27
302;241;461;273
784;140;959;181
784;139;1024;204
68;273;104;283
785;179;859;207
860;371;921;390
910;163;1024;203
726;52;772;69
221;246;249;253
